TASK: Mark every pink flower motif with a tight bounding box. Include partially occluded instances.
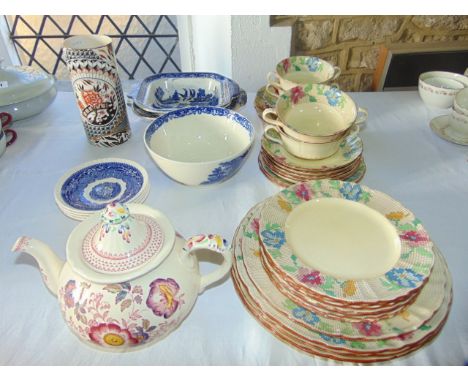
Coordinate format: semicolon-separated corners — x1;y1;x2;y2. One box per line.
295;184;311;201
146;278;181;319
290;86;305;104
397;331;414;341
187;234;206;250
353;321;382;337
64;280;76;308
399;231;430;247
251;218;260;234
282;58;291;73
298;269;324;286
88;323;139;347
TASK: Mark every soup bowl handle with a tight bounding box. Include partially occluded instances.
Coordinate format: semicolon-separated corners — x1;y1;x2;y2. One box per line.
262;108;286;128
355;107;368;125
331;66;341;81
264;125;284;146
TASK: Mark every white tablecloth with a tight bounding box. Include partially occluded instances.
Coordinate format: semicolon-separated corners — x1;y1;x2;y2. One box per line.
0;90;467;365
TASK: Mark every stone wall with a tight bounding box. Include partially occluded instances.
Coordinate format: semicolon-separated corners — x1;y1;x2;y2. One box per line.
271;16;468;91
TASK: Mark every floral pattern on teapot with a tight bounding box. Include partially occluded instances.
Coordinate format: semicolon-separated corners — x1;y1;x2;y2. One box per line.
59;276;185;349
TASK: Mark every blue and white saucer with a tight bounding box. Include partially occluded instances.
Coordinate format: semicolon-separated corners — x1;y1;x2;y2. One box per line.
54;158;150;220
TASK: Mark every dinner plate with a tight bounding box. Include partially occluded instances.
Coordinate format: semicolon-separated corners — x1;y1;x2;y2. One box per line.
231;262;451;363
238;202;446;340
430;115;468;146
54;158;149;220
258;180;435;304
231;202;452;362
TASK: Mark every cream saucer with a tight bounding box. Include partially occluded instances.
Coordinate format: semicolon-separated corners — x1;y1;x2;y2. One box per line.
430;115;468;146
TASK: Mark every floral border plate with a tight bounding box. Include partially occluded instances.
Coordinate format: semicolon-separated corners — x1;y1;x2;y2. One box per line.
238;203;446;341
232;203;452;360
258;180;435;303
54;158;149;218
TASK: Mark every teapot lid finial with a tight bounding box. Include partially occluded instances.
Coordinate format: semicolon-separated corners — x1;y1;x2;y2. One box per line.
81;202;166;275
101;202;130;225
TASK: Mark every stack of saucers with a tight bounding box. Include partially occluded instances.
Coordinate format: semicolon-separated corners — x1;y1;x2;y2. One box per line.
258;84;368;187
259;126;365;187
54;158;150;221
231;179;452;363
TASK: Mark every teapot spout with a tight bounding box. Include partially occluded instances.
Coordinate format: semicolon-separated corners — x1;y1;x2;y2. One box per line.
11;236;64;297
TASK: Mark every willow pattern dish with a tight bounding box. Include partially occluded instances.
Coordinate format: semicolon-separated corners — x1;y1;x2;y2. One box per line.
237;203;446;341
430;115;468;146
259;180;435;304
134;72;241;114
54;158;149;218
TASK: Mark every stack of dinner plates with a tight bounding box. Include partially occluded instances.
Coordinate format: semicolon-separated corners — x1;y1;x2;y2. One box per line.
258;128;366;187
231;179;452;363
54;158;150;221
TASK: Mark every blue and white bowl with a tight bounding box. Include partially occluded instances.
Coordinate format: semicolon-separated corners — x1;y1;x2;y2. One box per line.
134;72;242;114
144;107;254;186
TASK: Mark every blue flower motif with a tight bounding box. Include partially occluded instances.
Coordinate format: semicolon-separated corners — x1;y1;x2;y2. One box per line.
306;57;321;72
339;182;363;201
261;229;286;249
292;306;320;326
319;333;346;345
385;268;424;288
324;87;342;107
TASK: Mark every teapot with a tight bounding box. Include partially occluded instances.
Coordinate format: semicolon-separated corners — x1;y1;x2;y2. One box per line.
12;202;232;352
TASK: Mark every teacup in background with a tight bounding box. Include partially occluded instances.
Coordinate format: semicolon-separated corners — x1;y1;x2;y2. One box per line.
454;88;468;118
266;56;341;98
1;112;17;158
418;71;468;109
63;35;131;147
262;84;367;144
449;108;468;137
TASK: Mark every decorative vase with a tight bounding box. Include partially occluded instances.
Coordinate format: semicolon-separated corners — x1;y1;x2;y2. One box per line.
63;35;131;147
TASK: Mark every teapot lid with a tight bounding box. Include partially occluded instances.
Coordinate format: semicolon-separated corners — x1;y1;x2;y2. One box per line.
67;202;176;283
0;62;56;106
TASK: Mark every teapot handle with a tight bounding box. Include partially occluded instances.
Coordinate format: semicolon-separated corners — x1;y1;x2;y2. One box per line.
183;234;232;294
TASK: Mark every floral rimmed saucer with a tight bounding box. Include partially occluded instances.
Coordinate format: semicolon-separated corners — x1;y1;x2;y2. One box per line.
258;154;366;188
261;128;363;171
430;115;468;146
258;180;435;304
54;158;150;220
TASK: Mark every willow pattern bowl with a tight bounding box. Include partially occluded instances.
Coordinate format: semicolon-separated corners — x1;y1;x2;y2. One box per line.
144;107;254;186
